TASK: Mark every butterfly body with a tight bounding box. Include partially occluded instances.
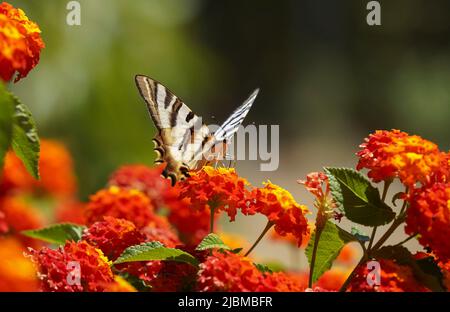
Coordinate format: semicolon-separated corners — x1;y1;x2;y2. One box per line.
135;74;258;185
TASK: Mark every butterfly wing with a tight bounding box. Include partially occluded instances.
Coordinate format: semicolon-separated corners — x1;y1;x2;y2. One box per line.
203;89;258;161
213;88;259;141
135;75;211;184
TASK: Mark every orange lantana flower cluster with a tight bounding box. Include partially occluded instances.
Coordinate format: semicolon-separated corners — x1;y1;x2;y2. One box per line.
251;181;309;246
356;129;449;188
0;236;39;291
0;139;77;197
0;2;45;82
85;186;157;229
0;138;79;291
176;166;251;221
177;167;310;246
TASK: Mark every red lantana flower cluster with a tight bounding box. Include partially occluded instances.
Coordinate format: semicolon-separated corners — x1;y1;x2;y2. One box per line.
29;241;116;292
197;251;305;292
347;259;430;292
405;183;450;261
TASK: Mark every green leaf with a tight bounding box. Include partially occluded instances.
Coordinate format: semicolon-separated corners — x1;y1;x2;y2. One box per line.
306;221;357;283
373;246;445;292
261;261;287;273
325;167;395;226
22;223;86;245
10;95;40;179
230;248;243;254
0;85;14;169
196;233;231;251
254;263;273;274
114;242;199;267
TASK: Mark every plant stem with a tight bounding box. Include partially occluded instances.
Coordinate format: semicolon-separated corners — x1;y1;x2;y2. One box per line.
209;206;216;234
371;186;408;251
367;227;378;251
394;233;418;247
308;226;323;288
367;180;391;251
244;221;274;257
371;212;406;251
339;255;367;292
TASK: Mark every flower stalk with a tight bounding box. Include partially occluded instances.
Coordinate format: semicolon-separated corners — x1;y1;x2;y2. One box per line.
244;221;274;257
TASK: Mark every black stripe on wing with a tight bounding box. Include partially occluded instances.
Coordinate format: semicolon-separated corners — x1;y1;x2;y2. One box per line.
213;88;259;141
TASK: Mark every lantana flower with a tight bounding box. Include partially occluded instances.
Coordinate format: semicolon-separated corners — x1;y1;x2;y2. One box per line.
0;195;44;247
0;2;45;82
0;139;77;197
167;198;213;246
102;276;136;292
108;164;176;210
251;181;309;247
196;251;262;292
347;258;430;292
356;129;449;188
259;271;306;292
176;166;251;222
298;172;339;224
55;200;86;225
335;243;359;265
197;251;306;292
29;241;115;292
405;183;450;261
269;222;314;249
82;216;146;260
315;268;351;291
0;236;39;291
85;186;157;229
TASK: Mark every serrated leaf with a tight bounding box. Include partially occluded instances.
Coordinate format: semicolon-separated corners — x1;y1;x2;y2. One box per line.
306;221;357;283
0;85;14;169
254;263;273;274
196;233;231;251
22;223;86;245
10;95;40;179
373;246;445;292
325;167;395;226
114;242;199;267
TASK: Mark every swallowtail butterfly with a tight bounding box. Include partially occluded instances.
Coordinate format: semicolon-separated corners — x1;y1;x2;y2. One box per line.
135;75;258;186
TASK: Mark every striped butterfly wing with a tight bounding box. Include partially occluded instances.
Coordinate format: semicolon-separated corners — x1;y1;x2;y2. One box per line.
135;75;211;184
207;89;259;160
213;89;259;141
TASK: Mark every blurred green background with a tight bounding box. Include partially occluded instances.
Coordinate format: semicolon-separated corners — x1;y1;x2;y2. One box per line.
8;0;450;267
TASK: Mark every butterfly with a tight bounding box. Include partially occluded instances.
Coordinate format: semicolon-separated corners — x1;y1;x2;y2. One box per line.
135;74;259;186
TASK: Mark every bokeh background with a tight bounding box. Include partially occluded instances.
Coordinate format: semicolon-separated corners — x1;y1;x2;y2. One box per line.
9;0;450;269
